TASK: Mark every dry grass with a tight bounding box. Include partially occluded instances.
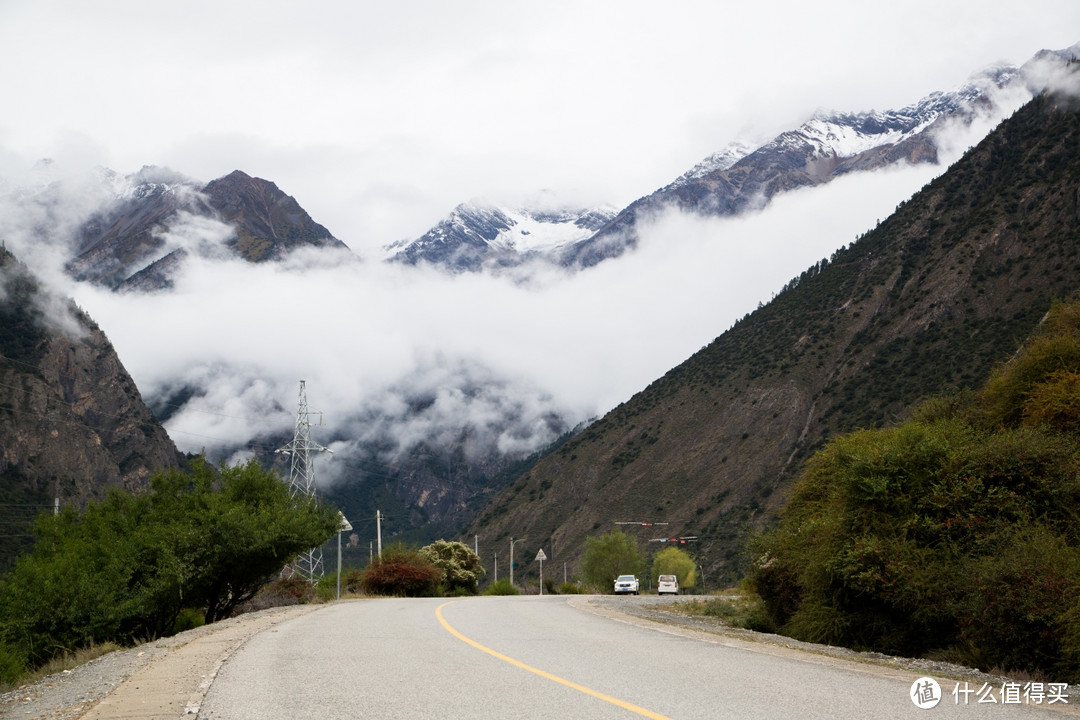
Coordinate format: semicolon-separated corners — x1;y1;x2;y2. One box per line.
668;591;774;632
1;642;124;693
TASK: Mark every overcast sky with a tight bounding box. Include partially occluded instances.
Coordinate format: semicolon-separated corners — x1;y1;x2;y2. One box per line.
1;0;1078;253
1;2;1078;469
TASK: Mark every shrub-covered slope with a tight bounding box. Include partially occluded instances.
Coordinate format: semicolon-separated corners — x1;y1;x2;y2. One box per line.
748;299;1080;680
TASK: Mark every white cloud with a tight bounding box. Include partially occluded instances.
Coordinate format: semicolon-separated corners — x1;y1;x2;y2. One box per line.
1;1;1076;252
0;0;1075;479
56;144;954;468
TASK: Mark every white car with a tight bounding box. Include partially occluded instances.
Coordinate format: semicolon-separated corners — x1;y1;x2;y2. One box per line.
657;574;679;595
614;575;640;595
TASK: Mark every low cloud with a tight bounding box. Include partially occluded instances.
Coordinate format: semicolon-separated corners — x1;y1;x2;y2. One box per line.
0;73;1041;487
50;153;952;481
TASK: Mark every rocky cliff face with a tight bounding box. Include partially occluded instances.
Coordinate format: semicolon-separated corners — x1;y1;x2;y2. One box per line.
0;246;180;560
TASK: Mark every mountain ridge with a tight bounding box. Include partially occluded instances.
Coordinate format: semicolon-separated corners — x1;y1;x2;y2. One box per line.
391;56;1055;274
467;83;1080;584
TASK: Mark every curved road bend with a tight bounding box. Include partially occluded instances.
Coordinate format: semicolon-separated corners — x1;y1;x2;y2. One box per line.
196;596;1070;719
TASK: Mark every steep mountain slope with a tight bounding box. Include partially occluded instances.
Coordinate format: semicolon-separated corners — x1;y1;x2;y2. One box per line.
468;86;1080;584
61;167;347;290
0;246;181;564
385;199;616;273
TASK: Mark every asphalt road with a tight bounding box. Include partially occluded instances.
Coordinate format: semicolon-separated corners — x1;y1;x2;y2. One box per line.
195;596;1072;719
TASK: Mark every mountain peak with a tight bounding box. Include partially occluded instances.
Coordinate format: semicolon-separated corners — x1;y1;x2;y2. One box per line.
386;196;617;272
38;166;351;289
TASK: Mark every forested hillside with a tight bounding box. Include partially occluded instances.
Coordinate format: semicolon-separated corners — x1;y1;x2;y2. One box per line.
470;86;1080;584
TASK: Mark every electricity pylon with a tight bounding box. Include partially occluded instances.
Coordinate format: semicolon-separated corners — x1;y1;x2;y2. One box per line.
276;380;329;582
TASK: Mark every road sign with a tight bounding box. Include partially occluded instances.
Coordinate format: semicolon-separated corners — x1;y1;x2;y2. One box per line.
535;549;547;562
338;512;352;532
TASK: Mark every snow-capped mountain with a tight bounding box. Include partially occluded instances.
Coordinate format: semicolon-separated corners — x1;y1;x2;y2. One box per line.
668;140;756;189
570;45;1076;269
560;62;1037;269
375;44;1080;276
386;197;616;273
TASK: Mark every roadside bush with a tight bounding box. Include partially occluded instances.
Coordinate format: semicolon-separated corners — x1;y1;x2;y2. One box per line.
418;540;484;595
0;644;26;686
344;568;365;594
313;567;366;600
360;545;442;597
483;578;521;596
747;299;1080;680
674;593;774;632
276;576;320;604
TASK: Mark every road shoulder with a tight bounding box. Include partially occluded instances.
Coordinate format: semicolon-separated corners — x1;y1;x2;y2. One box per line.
571;595;1080;713
0;604;323;720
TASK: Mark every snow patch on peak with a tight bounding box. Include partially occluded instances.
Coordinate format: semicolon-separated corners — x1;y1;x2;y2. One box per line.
763;62;1025;164
386;195;618;267
670;141;755;188
489;204;615;253
112;165;200;202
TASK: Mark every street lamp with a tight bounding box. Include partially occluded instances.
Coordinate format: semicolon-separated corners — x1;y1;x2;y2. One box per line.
510;536;526;588
337;512;352;601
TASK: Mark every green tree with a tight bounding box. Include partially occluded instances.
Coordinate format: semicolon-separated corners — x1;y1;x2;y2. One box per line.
0;458;339;673
159;459;341;623
580;531;645;590
651;546;696;588
418;540;484;595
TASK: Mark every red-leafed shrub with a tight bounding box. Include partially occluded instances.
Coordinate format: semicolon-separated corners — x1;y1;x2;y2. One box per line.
360;545;443;597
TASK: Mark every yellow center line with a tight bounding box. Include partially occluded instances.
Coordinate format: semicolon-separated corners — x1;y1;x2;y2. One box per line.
436;601;672;720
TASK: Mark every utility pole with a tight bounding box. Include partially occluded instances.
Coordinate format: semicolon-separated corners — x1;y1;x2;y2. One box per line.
276;380;330;582
376;510;383;560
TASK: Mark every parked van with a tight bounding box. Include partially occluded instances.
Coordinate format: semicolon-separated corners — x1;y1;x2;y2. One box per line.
657;574;679;595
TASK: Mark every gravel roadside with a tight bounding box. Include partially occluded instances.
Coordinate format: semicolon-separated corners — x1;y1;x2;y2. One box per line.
0;604;321;720
3;595;1079;718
